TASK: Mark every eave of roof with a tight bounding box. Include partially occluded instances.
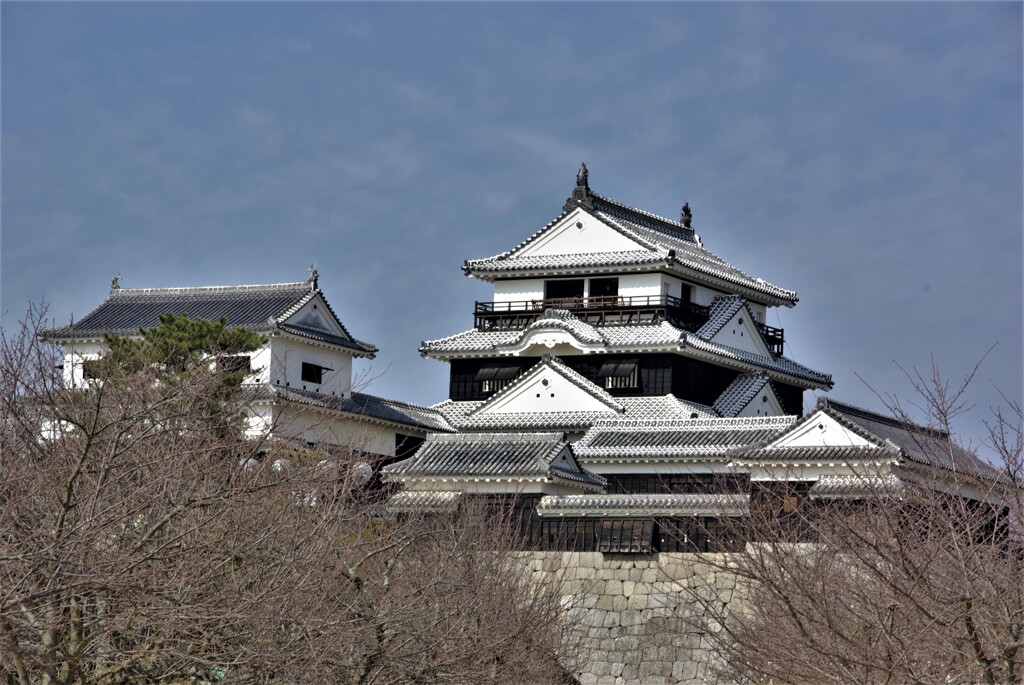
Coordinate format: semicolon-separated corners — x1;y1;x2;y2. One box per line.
421;321;832;390
274;386;454;433
382;432;607;489
536;493;750;517
574;416;797;462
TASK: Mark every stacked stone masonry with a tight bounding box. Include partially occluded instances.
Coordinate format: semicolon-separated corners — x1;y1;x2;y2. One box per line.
519;552;743;685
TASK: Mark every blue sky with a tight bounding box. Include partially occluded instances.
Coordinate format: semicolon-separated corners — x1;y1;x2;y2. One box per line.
3;3;1021;451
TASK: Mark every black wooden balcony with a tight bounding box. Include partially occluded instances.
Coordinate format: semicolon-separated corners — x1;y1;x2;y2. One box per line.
473;295;712;331
755;322;785;356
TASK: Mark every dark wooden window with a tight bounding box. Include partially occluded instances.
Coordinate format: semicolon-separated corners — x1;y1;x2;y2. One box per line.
450;359;529;400
597;519;654;553
544;278;584;302
639;356;672;395
301;362;331;384
475;362;521;393
655;517;739;552
604;473;747;495
589;277;619;300
672;357;738;405
679;282;692;303
773;382;805;416
597;359;638;390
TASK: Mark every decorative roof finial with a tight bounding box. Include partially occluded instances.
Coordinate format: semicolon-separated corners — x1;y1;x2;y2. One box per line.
110;272;122;293
680;202;693;229
576;162;589;191
307;264;319;290
565;162;594;212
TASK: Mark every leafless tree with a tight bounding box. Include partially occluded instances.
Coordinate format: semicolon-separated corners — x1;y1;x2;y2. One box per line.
681;360;1024;685
1;306;576;685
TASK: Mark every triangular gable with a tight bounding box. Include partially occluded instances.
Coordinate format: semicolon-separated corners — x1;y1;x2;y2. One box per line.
282;293;350;339
513;207;653;258
472;356;624;416
713;373;786;418
768;410;880;450
698;296;774;358
734;382;784;418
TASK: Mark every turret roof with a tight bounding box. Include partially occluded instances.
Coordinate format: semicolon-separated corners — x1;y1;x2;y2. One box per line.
41;277;377;357
463;180;797;305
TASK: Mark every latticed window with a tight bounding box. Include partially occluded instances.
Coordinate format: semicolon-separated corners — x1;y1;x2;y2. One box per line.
599;359;638;389
475;362;521;394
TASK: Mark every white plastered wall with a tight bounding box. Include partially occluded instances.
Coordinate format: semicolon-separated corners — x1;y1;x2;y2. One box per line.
60;341;105;388
274;406;398;456
690;283;730;308
494;278;546;304
269;336;354;398
493;272;667;304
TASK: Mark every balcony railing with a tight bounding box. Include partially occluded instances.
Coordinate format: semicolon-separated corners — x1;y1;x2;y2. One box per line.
474;296;786;356
473;295;711;331
754;322;785;357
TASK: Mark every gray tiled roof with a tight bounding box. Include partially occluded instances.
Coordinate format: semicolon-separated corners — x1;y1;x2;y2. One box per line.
421;311;831;388
683;334;832;387
734;444;901;465
420;314;684;356
42;279;377;356
435;394;719;433
574;416;796;462
386;490;462;513
819;398;999;478
274;387;454;433
464;190;797;305
808;474;908;499
536;493;750;517
464;250;670;275
696;294;747;339
381;432;606;489
727;397;997;476
713;372;772;418
277;323;373;353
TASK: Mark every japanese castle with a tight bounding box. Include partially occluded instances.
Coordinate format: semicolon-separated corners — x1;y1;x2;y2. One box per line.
381;165;994;552
45;165;996;553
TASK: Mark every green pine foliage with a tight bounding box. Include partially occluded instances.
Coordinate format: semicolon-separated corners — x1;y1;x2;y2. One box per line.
85;314;265;381
82;314;266;438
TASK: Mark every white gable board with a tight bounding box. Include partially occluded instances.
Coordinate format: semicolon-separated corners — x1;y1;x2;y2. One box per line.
516;208;645;258
772;412;876;449
477;365;618;415
284;294;351;341
734;384;786;418
708;306;772;357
